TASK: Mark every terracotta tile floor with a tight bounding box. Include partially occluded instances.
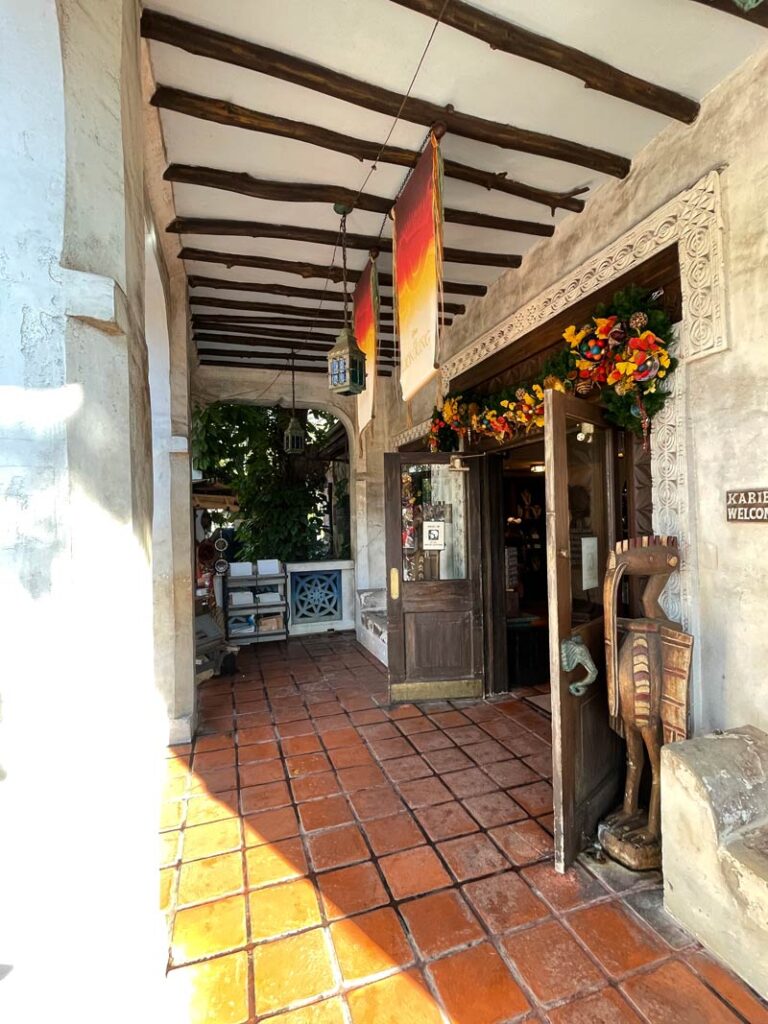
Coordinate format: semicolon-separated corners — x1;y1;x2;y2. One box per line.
161;635;768;1024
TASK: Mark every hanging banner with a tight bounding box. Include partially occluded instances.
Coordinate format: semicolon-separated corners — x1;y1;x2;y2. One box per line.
354;258;379;435
393;134;444;402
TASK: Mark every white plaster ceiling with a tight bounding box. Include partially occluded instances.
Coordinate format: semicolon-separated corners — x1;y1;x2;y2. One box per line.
144;0;765;365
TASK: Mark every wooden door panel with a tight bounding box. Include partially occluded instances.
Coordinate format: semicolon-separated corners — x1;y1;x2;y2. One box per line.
403;582;473;611
405;611;472;679
546;392;622;870
385;453;484;700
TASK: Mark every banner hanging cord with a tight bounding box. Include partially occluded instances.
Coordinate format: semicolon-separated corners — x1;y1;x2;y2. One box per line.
341;213;350;329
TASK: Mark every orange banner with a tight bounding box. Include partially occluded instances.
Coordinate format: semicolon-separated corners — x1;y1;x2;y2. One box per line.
353;259;379;435
393;135;443;402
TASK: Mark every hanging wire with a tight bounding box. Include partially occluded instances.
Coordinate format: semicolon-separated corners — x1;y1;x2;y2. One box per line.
340;213;350;329
351;0;452;215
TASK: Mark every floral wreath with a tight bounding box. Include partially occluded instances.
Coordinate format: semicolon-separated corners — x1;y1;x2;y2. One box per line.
428;285;677;452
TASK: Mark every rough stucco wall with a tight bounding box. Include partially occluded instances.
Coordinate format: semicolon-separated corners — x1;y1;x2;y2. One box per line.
387;45;768;735
0;1;168;1020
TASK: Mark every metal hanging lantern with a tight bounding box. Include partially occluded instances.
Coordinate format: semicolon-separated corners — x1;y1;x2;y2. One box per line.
283;353;305;455
328;204;367;396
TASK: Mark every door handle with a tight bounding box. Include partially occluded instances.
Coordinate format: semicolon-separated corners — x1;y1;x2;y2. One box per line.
560;635;598;697
389;567;400;601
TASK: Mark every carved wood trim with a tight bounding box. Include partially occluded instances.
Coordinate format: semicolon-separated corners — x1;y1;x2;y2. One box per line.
392;419;432;449
441;171;726;386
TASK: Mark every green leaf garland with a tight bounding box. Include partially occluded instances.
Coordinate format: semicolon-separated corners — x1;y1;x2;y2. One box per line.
429;285;677;451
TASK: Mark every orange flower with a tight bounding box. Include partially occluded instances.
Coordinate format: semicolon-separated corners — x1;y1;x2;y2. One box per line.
594;315;619;338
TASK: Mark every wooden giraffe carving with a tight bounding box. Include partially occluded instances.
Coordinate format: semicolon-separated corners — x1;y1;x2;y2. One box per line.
598;536;693;871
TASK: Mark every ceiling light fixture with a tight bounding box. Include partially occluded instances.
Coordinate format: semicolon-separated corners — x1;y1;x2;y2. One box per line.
283;351;306;455
327;203;366;395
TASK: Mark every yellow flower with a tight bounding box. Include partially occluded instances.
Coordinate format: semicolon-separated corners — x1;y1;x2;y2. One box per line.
532;384;544;400
543;375;566;392
614;361;637;377
564;325;588;348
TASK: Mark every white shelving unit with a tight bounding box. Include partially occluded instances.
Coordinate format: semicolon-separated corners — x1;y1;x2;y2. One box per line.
223;564;288;645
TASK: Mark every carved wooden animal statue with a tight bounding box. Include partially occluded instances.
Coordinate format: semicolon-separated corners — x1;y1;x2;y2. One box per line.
600;536;693;869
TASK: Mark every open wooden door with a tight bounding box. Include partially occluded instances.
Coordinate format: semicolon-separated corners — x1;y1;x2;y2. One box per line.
385;453;484;701
545;391;623;870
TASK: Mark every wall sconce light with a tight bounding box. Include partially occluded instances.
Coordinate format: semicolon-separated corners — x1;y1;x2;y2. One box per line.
530;463;546;474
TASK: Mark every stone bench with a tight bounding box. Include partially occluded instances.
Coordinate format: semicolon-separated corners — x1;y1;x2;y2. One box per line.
661;725;768;998
357;588;388;666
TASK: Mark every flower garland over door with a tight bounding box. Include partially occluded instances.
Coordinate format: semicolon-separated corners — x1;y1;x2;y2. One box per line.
429;285;677;452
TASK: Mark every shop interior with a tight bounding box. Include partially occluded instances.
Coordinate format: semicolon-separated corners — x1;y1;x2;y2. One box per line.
498;438;551;705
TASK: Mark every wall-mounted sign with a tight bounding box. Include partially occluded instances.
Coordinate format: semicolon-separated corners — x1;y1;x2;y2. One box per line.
726;488;768;521
423;521;446;551
581;536;599;590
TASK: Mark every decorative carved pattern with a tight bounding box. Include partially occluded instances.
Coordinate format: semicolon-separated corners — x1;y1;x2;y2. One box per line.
291;570;342;622
393;419;432;449
441;171;726;382
651;373;687;628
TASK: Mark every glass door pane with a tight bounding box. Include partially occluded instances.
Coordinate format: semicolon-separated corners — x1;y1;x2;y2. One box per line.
564;419;608;628
401;462;467;582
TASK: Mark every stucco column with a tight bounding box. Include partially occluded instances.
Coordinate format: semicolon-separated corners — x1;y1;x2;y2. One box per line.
0;1;169;1020
146;232;196;742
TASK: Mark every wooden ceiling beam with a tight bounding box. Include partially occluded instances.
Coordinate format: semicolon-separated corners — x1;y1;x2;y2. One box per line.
193;323;385;345
190;299;405;323
197;346;396;368
192;314;349;330
165;165;547;240
192;312;400;329
187;274;351;303
189;296;354;318
198;356;393;377
445;208;553;235
151;86;583;214
688;0;768;27
192;317;400;335
180;247;489;296
141;10;630;176
169;216;521;267
165;164;389;215
187;275;467;315
390;0;699;123
195;331;397;355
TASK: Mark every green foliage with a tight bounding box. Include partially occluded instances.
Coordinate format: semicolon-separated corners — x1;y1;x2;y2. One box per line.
192;403;337;563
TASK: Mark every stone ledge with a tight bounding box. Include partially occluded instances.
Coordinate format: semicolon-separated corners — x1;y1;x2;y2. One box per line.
662;725;768;998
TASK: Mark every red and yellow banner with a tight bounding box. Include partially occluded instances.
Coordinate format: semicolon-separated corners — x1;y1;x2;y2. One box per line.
353;258;379;435
393;134;444;402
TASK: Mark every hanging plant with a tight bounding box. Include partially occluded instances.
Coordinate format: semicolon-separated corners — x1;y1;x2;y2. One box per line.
428;285;677;451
